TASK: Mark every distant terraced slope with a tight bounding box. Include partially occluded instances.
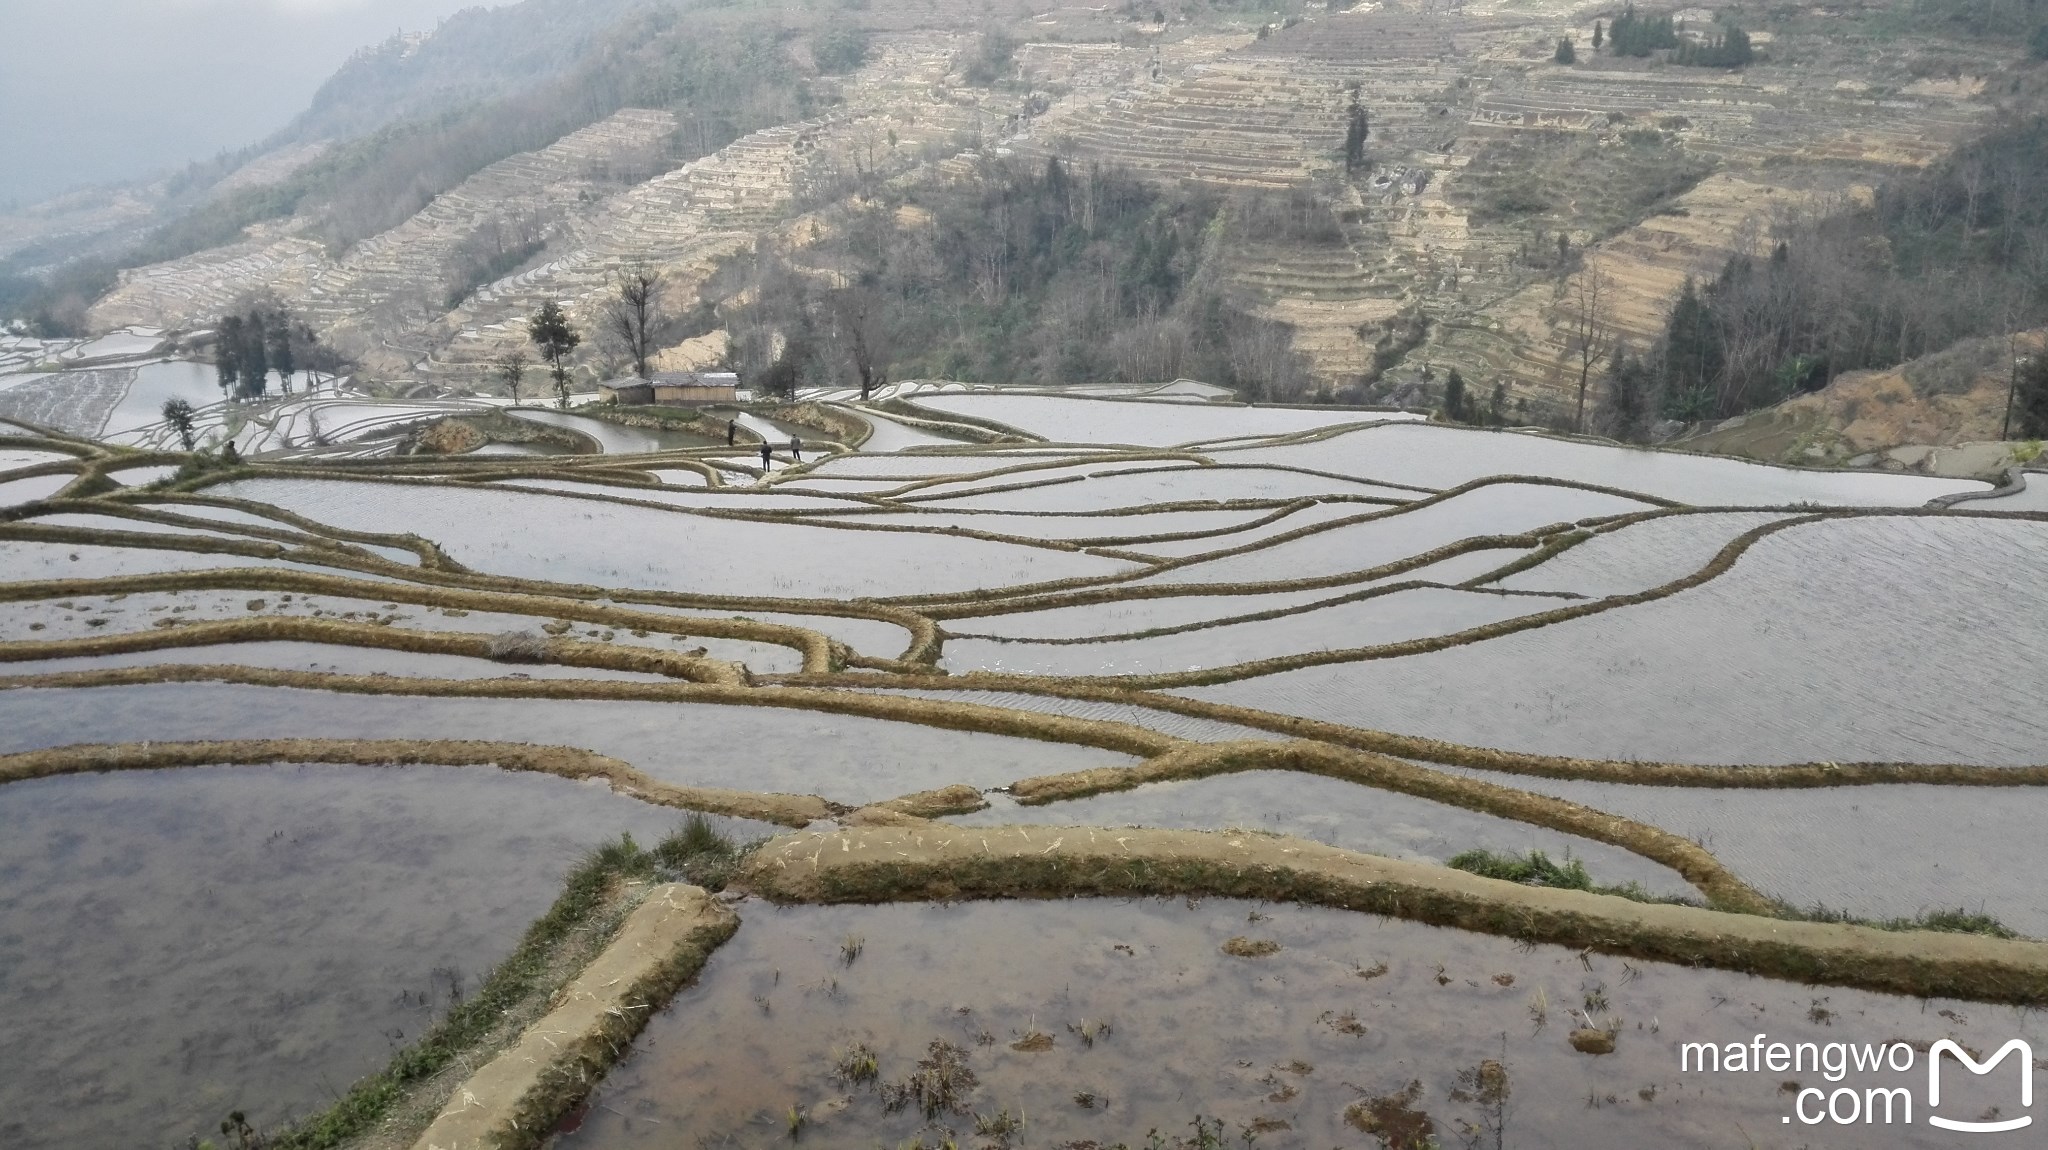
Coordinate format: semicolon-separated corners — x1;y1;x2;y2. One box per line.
79;0;2017;412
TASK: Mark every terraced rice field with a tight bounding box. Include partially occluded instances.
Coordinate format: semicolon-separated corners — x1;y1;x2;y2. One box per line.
2;387;2041;1150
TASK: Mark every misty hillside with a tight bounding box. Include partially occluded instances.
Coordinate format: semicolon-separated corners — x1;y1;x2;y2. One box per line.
8;0;2048;449
289;0;650;140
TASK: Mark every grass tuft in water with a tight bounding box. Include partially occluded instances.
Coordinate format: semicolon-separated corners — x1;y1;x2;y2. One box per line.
655;814;748;890
1447;849;1592;890
831;1041;881;1085
881;1040;979;1120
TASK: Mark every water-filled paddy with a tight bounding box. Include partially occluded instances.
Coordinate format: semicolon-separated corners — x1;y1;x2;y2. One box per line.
952;770;1693;896
811;505;1277;543
1;640;679;682
941;587;1554;676
1142;483;1651;588
509;409;718;453
950;584;1366;640
1184;516;2048;765
0;683;1140;803
212;479;1140;597
560;898;2027;1150
0;471;73;505
1133;498;1390;557
24;510;284;543
857;687;1282;743
0;448;72;471
104;463;180;486
0;588;809;673
909;393;1414;445
471;440;572;457
1221;423;1983;507
102;361;236;437
800;451;1103;479
0;763;707;1150
854;457;1169;500
1965;472;2048;512
1441;772;2048;938
848;409;965;451
0;540;353;583
1492;511;1799;597
907;464;1418;511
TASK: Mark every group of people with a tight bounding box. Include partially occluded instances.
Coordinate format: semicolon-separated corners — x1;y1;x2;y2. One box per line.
726;418;800;469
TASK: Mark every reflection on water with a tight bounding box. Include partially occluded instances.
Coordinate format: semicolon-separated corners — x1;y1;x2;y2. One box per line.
1189;517;2048;766
565;899;2041;1150
508;409;720;453
953;770;1695;899
0;683;1138;803
0;763;720;1150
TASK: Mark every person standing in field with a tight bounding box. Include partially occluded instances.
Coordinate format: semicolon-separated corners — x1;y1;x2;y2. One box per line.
758;441;773;470
790;435;803;462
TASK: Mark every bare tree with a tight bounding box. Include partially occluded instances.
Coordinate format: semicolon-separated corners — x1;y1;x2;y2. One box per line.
828;286;890;400
1566;262;1612;434
603;265;663;380
496;350;529;404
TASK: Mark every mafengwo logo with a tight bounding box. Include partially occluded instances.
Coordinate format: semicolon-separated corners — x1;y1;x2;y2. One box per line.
1679;1035;2035;1132
1928;1041;2032;1134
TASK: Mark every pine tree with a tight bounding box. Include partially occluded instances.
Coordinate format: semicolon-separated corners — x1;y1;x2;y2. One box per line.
1599;346;1653;442
215;316;242;397
1554;36;1576;64
1659;277;1723;420
1343;98;1371;175
265;310;295;393
240;311;269;399
1592;19;1603;50
528;300;582;408
1444;368;1468;421
161;398;198;451
2015;353;2048;439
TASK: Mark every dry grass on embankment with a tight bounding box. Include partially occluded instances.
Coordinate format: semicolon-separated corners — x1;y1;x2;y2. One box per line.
740;825;2048;1006
1004;738;1768;912
0;616;753;684
0;564;849;670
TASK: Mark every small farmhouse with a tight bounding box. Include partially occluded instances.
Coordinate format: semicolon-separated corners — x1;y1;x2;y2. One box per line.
599;371;739;406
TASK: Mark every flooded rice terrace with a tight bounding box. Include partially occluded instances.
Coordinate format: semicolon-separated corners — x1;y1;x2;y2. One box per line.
561;898;2035;1150
0;764;714;1149
2;381;2042;1148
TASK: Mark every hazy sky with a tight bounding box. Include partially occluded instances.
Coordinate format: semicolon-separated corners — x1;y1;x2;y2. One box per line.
0;0;500;206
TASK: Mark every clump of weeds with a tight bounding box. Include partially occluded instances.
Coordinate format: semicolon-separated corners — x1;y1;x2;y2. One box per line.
975;1108;1024;1147
832;1041;880;1085
653;813;747;890
882;1040;979;1119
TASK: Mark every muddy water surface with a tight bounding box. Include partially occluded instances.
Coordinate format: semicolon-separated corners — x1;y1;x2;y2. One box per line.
563;899;2032;1149
0;763;734;1150
0;683;1139;803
